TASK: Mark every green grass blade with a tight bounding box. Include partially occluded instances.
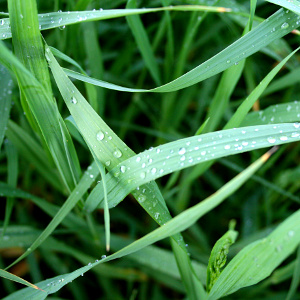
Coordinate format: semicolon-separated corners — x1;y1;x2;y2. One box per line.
84;122;300;211
0;64;13;150
0;269;44;293
3;147;273;298
242;101;300;126
5;121;62;191
0;6;231;40
61;8;300;93
5;162;99;270
266;0;300;15
208;209;300;300
286;245;300;300
126;0;161;85
2;140;18;237
46;43;205;298
206;221;238;293
225;47;299;129
0;41;78;194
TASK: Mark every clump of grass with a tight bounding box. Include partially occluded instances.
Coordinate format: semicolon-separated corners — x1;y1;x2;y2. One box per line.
0;0;300;299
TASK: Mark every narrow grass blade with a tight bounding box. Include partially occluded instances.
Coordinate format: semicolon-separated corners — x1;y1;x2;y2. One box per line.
208;209;300;300
2;140;18;236
0;64;13;150
286;245;300;300
242;101;300;126
3;148;274;299
266;0;300;15
84;122;300;211
5;162;99;270
0;6;231;40
61;8;300;93
5;121;62;191
0;41;78;194
0;269;44;292
126;0;161;85
225;47;299;129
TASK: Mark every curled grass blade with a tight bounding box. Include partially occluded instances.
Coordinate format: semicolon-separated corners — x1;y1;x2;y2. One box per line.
61;8;300;93
208;209;300;299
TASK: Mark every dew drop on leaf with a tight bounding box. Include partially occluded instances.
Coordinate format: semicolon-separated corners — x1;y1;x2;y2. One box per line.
120;166;126;173
281;22;289;29
178;147;186;155
96;130;105;141
113;148;122;158
267;137;276;144
71;96;77;104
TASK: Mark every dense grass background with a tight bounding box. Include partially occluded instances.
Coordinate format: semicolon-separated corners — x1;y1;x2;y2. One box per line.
0;0;300;299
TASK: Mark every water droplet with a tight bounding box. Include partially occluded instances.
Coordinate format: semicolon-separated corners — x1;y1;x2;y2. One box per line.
275;245;282;252
96;130;105;141
288;230;294;237
281;22;289;29
88;262;92;266
20;14;24;19
71;96;77;104
267;137;276;144
224;145;230;150
138;195;146;203
279;136;288;141
90;174;94;178
59;25;65;30
105;160;111;166
140;172;146;179
136;157;141;162
154;212;160;219
113;148;122;158
226;60;231;63
178;147;186;155
120;166;126;173
151;168;157;174
294;122;300;129
101;255;106;259
201;150;206;155
291;132;300;138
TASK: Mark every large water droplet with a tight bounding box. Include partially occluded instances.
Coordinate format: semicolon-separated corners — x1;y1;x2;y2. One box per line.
120;166;126;173
113;148;122;158
96;130;105;141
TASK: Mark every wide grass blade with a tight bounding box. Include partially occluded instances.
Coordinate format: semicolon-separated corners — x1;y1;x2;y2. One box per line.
266;0;300;15
208;209;300;299
84;122;300;211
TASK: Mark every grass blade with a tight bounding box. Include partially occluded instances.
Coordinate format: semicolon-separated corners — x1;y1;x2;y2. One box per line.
208;208;300;299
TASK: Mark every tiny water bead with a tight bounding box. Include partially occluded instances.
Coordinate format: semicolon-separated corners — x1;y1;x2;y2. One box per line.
101;255;106;259
70;96;77;104
120;166;126;173
281;22;289;29
96;130;105;141
267;137;276;144
113;148;122;158
178;147;186;155
140;172;146;179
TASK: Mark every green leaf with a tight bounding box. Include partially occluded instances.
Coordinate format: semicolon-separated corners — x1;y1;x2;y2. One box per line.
208;209;300;299
266;0;300;15
84;122;300;212
206;221;238;293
